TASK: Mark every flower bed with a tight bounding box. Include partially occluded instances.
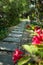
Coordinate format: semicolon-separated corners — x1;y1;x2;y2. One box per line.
12;24;43;65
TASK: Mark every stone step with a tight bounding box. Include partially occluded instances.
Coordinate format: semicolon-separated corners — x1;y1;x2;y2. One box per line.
11;31;23;34
0;42;18;51
14;27;23;30
12;29;23;32
13;28;24;31
15;22;26;27
15;23;26;28
0;51;13;65
15;26;22;28
18;22;26;25
3;37;21;42
14;24;25;28
0;21;27;65
18;25;24;27
18;24;26;27
8;34;22;37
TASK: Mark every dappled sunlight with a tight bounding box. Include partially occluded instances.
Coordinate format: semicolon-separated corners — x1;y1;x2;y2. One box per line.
0;47;8;50
0;62;3;65
9;0;14;3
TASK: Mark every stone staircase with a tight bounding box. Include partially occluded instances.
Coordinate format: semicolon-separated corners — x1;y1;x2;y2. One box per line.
0;21;29;65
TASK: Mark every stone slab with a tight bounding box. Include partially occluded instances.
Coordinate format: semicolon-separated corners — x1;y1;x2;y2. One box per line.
0;51;14;65
0;42;18;51
3;37;21;42
8;34;22;37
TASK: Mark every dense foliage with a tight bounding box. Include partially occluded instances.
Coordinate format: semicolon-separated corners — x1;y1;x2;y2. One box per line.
0;0;43;28
0;0;29;39
0;0;43;38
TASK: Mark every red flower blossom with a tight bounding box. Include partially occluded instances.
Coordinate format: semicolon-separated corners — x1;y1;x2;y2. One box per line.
42;29;43;34
37;35;42;41
35;29;42;35
32;36;41;45
40;33;43;41
12;49;24;63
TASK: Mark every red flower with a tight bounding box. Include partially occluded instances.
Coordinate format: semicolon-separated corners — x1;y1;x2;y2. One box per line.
42;29;43;34
32;28;43;45
32;36;41;45
37;35;42;41
35;29;42;35
12;49;24;63
40;34;43;41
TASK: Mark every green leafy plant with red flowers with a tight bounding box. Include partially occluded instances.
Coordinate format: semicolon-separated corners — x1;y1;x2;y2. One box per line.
12;26;43;65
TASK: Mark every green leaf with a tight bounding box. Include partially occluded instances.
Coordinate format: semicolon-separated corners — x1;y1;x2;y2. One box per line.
39;51;43;58
18;56;30;65
22;45;38;54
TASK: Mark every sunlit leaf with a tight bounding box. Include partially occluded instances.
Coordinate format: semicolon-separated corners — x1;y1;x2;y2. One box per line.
22;45;38;54
18;56;30;65
9;0;14;3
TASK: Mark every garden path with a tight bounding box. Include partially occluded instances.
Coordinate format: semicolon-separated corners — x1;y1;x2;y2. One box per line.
0;21;30;65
